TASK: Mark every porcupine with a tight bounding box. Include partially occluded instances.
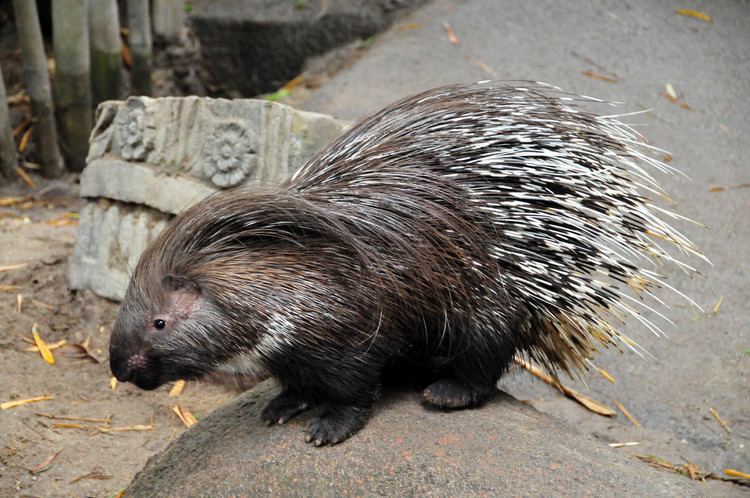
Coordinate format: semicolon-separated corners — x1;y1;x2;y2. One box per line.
109;82;703;446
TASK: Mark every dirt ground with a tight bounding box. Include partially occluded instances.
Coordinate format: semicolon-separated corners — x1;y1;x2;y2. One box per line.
0;178;238;497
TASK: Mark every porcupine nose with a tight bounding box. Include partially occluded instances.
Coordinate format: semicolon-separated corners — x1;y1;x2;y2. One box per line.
110;353;147;383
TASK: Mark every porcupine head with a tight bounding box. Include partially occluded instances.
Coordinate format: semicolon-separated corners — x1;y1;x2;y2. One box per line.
109;264;217;391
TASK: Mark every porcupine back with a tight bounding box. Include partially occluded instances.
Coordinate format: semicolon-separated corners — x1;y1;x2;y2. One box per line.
288;81;704;377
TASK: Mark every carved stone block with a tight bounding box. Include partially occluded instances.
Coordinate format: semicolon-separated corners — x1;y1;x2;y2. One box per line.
70;96;346;300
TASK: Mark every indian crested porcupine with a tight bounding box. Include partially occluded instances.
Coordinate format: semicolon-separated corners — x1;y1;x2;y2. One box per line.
109;82;703;445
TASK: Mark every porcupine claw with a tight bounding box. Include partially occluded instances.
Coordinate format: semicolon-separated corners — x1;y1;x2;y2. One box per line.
261;388;310;425
305;405;371;446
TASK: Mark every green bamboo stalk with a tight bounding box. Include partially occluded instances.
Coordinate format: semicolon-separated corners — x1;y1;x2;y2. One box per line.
0;65;19;182
12;0;64;178
52;0;93;172
90;0;122;106
128;0;152;95
153;0;185;44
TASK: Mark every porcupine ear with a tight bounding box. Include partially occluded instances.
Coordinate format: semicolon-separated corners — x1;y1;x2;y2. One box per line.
162;275;203;320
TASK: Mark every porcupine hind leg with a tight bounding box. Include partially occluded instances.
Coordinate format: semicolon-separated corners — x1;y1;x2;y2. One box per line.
423;338;511;409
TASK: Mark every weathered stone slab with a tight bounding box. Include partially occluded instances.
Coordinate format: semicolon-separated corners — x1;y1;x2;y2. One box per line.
70;96;346;300
126;381;715;497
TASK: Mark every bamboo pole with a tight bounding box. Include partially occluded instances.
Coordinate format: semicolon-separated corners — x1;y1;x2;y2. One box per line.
128;0;153;96
12;0;64;178
52;0;93;172
89;0;122;107
0;65;18;182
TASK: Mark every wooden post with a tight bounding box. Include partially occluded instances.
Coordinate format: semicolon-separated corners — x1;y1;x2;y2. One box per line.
90;0;122;107
52;0;93;172
128;0;153;95
12;0;64;178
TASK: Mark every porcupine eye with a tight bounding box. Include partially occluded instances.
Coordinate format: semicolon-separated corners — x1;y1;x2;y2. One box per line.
153;319;166;330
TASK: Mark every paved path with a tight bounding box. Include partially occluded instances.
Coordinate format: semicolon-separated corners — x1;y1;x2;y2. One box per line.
293;0;749;477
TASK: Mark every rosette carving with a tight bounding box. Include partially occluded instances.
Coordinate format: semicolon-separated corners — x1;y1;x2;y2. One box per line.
202;121;257;187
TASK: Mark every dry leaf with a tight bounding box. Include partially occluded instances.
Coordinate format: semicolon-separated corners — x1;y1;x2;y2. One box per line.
7;91;29;106
608;441;640;448
103;424;153;433
0;263;28;273
709;186;725;192
662;153;673;163
724;469;750;479
664;83;678;101
29;449;62;474
31;299;54;310
0;196;28;206
169;379;186;397
110;377;118;390
0;284;22;292
675;9;712;22
613;399;641;428
395;22;422;32
23;339;66;352
52;422;153;432
16;294;22;313
18;127;32;153
36;412;111;424
1;395;54;410
32;324;55;365
62;341;101;363
514;357;615;416
70;468;112;484
121;42;132;67
16;167;35;189
709;407;731;433
45;212;80;227
582;71;618;83
711;297;724;315
51;422;95;430
638;456;750;485
12;118;31;138
597;367;616;383
470;57;497;78
281;74;305;92
172;405;198;428
442;22;459;45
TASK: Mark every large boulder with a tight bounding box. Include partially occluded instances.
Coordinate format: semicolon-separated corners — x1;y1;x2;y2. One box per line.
126;381;714;496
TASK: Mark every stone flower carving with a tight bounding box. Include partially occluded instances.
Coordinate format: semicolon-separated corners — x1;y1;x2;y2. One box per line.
202;121;257;188
117;99;147;161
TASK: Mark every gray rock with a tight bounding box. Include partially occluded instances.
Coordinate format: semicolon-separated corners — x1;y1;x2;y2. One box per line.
189;0;426;96
126;381;717;497
70;96;346;300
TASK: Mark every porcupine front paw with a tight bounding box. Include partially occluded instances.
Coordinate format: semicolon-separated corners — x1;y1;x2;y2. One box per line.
306;405;370;446
262;388;310;425
423;378;488;409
